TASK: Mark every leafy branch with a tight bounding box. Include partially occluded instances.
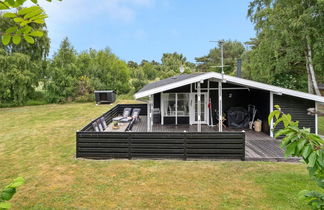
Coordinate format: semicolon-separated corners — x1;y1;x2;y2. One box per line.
0;177;25;209
269;105;324;209
0;0;60;45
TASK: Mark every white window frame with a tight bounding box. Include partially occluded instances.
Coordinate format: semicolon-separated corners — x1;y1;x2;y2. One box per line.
190;92;208;125
161;93;190;125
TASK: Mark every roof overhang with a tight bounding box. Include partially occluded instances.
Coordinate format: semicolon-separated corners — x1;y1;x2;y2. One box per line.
134;72;324;103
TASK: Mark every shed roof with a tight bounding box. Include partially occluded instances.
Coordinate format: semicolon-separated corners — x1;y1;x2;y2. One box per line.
134;72;324;103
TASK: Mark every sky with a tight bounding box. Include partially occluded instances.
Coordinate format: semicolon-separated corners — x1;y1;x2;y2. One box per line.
29;0;256;63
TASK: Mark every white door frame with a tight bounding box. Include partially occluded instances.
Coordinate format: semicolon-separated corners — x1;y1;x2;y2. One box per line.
190;92;208;124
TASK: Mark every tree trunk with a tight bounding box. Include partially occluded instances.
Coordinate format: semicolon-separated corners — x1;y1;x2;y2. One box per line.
305;55;314;94
305;37;321;96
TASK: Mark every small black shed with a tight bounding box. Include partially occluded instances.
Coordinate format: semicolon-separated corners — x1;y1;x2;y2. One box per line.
94;90;116;105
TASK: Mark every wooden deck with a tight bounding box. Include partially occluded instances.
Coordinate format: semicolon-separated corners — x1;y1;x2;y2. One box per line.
129;117;298;162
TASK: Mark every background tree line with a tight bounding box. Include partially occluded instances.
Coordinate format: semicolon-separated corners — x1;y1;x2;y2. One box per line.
1;0;323;107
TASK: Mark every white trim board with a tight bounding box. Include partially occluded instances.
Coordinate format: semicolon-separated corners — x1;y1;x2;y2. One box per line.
315;102;318;135
134;72;324;103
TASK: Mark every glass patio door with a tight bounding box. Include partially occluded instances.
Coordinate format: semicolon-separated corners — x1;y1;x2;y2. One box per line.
190;93;207;124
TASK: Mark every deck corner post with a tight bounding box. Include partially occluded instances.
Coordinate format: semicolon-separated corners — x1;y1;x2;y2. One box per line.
218;81;223;132
147;95;153;132
76;132;79;159
241;130;246;161
184;133;187;161
270;92;274;137
197;82;201;132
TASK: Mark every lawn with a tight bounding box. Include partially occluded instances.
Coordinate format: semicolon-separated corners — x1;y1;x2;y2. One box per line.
0;101;320;209
319;104;324;135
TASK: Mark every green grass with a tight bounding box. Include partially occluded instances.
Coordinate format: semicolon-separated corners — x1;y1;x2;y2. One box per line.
0;101;320;209
319;105;324;135
319;117;324;135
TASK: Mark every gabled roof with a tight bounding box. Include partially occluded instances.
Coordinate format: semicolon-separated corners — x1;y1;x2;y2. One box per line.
134;72;324;103
137;73;206;93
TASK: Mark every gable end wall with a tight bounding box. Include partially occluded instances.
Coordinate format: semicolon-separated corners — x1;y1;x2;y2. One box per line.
273;95;315;133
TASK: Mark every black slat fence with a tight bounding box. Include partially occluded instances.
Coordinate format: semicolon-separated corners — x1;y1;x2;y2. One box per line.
77;104;245;160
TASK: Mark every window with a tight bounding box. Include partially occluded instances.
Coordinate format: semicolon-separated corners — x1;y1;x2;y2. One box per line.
163;93;176;116
162;93;189;117
177;93;189;116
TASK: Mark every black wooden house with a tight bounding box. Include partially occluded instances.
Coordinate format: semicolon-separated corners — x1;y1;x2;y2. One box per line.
135;72;324;137
76;72;324;160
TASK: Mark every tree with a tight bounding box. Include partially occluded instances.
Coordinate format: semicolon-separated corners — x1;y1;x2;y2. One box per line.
77;48;131;94
247;0;324;95
45;38;78;102
0;49;38;105
0;0;59;45
141;61;157;80
195;40;245;75
160;52;194;79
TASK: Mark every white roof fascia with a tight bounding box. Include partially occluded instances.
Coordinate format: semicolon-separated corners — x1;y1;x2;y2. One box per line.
134;73;219;99
221;73;324;103
134;72;324;103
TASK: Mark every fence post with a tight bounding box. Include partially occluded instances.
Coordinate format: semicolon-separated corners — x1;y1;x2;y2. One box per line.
128;133;132;160
241;130;246;161
76;132;79;158
184;133;187;161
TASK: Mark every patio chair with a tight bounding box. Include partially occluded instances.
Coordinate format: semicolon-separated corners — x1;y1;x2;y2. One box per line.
120;108;141;123
92;121;100;132
215;110;227;129
112;108;132;122
96;119;104;132
99;117;108;130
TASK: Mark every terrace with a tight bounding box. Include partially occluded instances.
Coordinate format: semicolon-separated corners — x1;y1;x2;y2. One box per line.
76;104;295;161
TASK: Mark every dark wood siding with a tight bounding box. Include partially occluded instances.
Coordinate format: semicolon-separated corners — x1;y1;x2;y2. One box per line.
163;117;189;125
222;89;250;113
209;87;270;134
274;95;315;133
153;93;161;109
250;89;270;134
76;132;245;160
177;117;189;124
164;117;176;124
165;85;191;93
